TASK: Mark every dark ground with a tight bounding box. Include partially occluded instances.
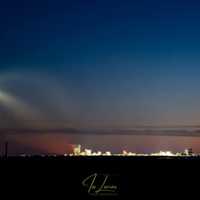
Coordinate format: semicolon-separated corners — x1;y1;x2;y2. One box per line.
0;156;199;199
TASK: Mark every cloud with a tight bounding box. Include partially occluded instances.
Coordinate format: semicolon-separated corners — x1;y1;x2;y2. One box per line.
1;127;200;137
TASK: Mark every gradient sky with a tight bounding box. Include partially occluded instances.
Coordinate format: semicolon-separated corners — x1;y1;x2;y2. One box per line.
1;0;200;154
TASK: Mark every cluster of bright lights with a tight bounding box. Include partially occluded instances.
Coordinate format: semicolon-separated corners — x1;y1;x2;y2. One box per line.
16;146;195;157
151;151;175;156
68;145;195;157
70;148;112;156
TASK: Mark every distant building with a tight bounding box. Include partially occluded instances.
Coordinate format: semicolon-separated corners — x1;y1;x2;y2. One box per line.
184;148;193;156
84;149;92;156
122;150;128;155
105;151;111;156
72;144;81;155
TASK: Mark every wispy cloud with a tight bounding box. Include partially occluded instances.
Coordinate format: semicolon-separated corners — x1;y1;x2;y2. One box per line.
1;126;200;137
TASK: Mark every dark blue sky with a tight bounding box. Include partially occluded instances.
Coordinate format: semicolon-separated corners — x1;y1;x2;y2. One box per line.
1;0;200;129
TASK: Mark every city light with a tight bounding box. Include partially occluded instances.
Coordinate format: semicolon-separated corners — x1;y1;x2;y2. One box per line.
68;145;196;157
0;142;197;158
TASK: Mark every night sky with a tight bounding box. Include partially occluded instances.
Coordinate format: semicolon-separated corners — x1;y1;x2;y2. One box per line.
1;0;200;155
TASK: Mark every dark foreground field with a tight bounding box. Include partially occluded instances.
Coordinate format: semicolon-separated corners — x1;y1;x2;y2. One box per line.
0;156;199;198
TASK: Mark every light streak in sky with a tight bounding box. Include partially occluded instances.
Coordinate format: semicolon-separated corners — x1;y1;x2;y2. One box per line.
0;89;43;123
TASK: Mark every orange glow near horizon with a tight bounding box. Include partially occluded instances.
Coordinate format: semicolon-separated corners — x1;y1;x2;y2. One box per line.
3;134;200;155
4;133;73;155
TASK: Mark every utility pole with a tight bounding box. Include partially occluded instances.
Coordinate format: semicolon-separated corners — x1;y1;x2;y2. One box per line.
4;142;8;158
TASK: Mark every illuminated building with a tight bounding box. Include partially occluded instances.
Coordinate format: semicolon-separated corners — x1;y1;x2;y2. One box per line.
67;145;197;157
104;151;111;156
184;148;193;156
151;151;175;156
122;150;128;155
72;144;81;155
84;149;92;156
